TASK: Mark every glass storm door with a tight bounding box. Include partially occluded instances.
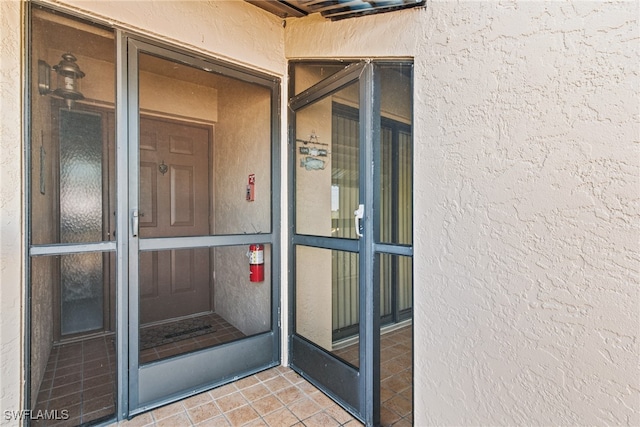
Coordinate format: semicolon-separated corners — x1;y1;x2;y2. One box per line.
126;39;280;414
289;61;414;426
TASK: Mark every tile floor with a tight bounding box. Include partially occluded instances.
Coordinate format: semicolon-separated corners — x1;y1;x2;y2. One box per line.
332;326;413;427
33;336;117;427
33;313;244;427
33;322;412;427
113;366;363;427
117;325;412;427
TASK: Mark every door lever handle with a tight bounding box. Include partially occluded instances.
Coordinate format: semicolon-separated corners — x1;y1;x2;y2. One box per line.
132;210;139;237
354;204;364;238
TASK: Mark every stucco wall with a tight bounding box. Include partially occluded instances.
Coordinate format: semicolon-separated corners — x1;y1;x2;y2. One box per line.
213;79;273;336
54;0;285;75
287;2;639;425
0;1;24;425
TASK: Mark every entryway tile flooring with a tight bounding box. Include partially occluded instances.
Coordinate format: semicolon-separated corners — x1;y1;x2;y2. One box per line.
117;325;412;427
34;323;412;426
33;336;117;427
332;326;413;427
114;366;364;427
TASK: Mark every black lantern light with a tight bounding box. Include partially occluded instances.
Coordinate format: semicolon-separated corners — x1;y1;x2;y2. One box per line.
38;53;85;109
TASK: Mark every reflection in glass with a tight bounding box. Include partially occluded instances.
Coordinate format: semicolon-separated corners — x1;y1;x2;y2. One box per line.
380;254;413;325
291;62;355;95
380;64;413;246
295;83;360;237
379;254;413;426
30;7;115;246
296;246;359;367
139;245;272;364
29;6;117;425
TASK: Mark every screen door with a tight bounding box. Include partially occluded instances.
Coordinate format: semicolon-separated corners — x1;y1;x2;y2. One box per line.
289;61;414;426
126;38;281;414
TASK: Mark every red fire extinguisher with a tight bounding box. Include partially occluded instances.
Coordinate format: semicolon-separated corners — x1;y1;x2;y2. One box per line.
248;244;264;282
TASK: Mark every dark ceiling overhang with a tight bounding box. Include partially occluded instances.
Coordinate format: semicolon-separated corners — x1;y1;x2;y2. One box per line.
246;0;426;21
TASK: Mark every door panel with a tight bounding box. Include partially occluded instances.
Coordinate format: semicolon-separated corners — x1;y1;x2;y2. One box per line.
138;117;210;237
139;248;210;324
138;117;211;324
170;165;195;226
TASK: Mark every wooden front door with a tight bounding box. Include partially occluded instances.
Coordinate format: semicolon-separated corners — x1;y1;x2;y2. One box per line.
138;116;212;325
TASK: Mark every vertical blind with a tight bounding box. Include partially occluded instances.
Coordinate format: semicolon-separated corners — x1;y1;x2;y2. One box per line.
331;103;413;341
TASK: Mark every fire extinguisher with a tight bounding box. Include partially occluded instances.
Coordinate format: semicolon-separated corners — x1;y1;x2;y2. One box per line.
248;244;264;282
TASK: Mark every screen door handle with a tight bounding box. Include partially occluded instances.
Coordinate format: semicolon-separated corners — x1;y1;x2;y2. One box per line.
131;210;139;237
354;204;364;237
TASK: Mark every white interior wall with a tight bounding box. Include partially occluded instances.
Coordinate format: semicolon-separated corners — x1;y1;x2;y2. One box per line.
286;2;639;425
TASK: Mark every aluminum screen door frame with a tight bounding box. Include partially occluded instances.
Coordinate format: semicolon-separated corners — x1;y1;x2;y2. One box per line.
289;60;414;426
125;37;281;415
289;61;378;425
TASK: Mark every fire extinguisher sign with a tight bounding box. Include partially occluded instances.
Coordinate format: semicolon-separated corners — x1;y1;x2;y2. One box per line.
247;174;256;202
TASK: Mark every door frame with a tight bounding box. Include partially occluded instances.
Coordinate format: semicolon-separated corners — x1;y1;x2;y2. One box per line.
289;61;380;425
287;60;414;426
25;6;282;422
48;102;116;342
122;35;282;415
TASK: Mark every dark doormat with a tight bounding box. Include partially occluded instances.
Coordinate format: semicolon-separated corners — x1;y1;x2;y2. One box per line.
140;317;215;350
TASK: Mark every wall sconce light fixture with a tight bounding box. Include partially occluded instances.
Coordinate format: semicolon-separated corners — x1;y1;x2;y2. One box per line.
38;53;85;109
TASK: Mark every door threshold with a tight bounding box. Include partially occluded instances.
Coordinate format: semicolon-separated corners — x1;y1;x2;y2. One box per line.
140;310;214;329
54;330;115;346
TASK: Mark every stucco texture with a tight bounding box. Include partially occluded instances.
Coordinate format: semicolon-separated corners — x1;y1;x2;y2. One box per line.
0;1;24;425
53;0;286;75
287;2;639;425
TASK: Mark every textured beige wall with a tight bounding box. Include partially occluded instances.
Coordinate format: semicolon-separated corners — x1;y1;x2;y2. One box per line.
53;0;285;75
213;79;273;335
287;2;639;425
0;1;24;425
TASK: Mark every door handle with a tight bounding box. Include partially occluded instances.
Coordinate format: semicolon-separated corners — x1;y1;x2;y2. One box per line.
132;209;139;237
354;204;364;238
